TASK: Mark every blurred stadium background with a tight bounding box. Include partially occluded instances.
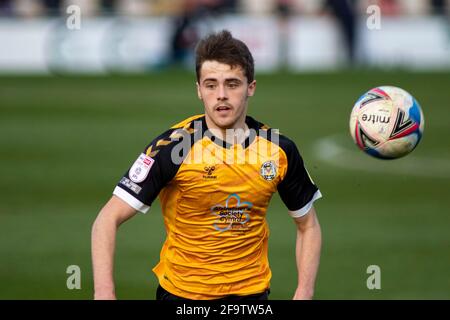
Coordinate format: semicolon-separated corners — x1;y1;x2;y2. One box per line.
0;0;449;299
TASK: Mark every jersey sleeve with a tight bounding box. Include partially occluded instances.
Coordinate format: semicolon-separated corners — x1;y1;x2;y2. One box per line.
113;129;182;213
277;137;322;217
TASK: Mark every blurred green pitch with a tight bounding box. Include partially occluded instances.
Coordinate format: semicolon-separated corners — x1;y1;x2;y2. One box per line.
0;70;449;299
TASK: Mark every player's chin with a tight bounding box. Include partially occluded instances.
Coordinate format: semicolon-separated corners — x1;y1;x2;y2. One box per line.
215;117;237;129
211;114;236;128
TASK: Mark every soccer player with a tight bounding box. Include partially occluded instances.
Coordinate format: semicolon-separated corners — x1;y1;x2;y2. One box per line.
91;30;322;300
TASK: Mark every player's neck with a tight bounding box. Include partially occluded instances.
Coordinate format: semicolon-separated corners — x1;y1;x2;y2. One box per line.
205;116;249;145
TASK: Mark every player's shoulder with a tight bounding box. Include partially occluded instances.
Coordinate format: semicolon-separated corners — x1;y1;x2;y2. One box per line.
277;133;299;156
143;114;204;157
170;114;205;129
248;115;298;153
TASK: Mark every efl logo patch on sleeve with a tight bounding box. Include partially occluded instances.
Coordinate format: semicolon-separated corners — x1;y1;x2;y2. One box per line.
129;153;155;183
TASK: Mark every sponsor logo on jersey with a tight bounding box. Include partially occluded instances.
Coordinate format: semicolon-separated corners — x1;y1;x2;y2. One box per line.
119;177;142;194
129;153;154;183
211;194;252;233
260;161;277;181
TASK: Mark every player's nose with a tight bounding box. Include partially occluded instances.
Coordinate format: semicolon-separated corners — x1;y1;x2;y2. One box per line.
217;84;228;100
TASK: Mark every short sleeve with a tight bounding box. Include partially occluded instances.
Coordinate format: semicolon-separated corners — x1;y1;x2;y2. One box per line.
113;129;182;213
277;137;321;213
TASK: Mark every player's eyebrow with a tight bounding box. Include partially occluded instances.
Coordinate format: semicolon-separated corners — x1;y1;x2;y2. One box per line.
202;78;242;83
202;78;218;83
225;78;242;83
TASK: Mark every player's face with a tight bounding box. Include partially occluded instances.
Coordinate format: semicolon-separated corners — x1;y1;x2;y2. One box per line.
197;60;256;130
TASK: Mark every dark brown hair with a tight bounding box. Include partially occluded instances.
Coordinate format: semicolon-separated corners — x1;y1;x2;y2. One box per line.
195;30;255;83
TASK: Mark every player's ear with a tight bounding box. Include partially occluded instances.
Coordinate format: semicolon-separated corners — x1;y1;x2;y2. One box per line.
196;82;202;100
247;80;256;97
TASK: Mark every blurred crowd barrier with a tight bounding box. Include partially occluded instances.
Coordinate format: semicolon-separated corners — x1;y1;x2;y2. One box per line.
0;0;449;73
1;0;449;18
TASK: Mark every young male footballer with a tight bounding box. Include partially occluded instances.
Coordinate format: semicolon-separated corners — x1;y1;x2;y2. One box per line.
92;30;322;300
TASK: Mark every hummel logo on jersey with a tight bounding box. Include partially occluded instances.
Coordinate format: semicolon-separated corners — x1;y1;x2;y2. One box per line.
203;166;217;179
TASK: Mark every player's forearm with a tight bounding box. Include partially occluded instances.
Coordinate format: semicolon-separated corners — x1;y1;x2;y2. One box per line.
91;212;118;299
294;223;322;300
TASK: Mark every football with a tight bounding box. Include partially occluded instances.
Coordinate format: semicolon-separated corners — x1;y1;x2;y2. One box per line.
349;86;424;159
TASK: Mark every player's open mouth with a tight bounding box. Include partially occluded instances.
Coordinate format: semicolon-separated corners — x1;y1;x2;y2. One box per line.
216;106;232;112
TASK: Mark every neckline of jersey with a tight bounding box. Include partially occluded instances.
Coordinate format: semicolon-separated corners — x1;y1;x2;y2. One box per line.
199;115;259;150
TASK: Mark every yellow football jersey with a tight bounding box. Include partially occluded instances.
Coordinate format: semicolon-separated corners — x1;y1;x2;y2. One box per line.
113;114;321;299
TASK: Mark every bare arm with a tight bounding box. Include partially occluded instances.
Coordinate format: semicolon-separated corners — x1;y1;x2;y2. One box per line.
291;206;322;300
91;195;137;300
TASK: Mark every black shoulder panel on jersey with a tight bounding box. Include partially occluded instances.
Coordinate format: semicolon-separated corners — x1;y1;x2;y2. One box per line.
241;116;278;148
116;116;204;207
276;134;319;212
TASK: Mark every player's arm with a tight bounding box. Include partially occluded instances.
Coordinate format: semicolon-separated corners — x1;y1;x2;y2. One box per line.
291;206;322;300
276;135;322;299
91;127;185;299
91;195;137;300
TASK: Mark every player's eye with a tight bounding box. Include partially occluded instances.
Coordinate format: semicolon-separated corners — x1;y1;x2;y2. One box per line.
227;82;240;89
205;83;216;89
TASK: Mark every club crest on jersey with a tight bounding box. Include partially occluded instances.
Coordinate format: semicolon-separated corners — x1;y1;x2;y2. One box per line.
260;161;277;181
129;153;154;183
